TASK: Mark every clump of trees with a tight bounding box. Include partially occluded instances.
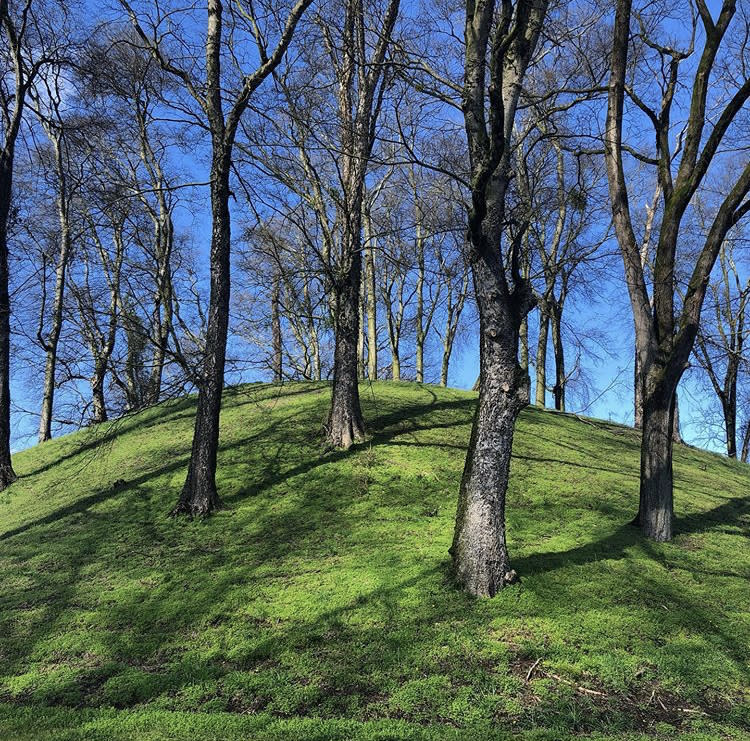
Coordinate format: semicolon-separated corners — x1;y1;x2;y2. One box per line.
2;0;750;596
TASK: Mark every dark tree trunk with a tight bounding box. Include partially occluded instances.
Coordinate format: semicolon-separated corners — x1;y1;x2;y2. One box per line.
91;362;108;424
327;249;365;448
741;419;750;463
635;375;675;541
723;397;737;458
535;311;548;407
0;155;16;488
173;153;230;516
551;305;565;412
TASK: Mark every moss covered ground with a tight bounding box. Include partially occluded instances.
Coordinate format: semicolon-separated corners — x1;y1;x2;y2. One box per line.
0;381;748;739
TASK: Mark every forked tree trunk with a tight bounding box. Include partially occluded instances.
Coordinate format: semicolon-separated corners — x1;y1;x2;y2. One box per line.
327;251;365;448
535;311;548;407
173;153;231;516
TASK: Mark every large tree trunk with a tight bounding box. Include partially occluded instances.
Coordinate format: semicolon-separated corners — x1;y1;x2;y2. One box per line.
535;310;548;407
551;305;565;412
451;262;529;596
635;372;675;541
0;155;16;488
327;250;365;448
173;153;230;516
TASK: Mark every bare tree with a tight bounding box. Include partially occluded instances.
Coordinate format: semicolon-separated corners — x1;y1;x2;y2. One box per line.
0;0;66;485
693;238;750;458
605;0;750;540
450;0;548;597
120;0;313;515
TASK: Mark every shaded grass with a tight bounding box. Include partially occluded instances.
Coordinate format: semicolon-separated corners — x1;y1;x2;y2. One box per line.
0;381;748;739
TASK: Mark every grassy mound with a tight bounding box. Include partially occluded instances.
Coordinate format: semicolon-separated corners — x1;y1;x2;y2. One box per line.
0;382;748;740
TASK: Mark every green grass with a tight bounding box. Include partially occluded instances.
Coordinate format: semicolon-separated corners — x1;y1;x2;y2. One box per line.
0;381;748;740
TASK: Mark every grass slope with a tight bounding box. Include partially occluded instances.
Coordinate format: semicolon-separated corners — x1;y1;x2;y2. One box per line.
0;381;748;740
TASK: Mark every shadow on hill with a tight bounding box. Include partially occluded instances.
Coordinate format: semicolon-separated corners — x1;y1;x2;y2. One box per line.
514;493;750;579
2;384;749;727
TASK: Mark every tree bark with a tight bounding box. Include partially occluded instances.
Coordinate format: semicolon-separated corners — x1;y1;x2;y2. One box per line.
724;397;737;458
535;310;548;407
451;0;547;595
741;419;750;463
364;219;377;380
0;154;16;488
327;249;365;448
357;274;365;380
634;344;643;428
173;149;230;516
636;379;675;540
451;258;531;596
38;130;71;442
551;304;565;412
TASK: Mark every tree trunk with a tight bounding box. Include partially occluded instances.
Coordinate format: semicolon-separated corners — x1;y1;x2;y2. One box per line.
0;154;16;488
363;210;378;380
551;306;565;412
415;221;425;384
634;344;643;428
327;250;365;448
145;216;174;406
636;377;675;541
440;351;450;387
365;236;377;380
271;274;282;382
38;133;71;442
741;419;750;463
91;361;108;424
357;275;365;380
451;266;528;596
535;311;548;407
173;151;230;516
723;396;736;458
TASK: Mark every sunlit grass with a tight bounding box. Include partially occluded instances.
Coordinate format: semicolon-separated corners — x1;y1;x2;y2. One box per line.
0;381;747;739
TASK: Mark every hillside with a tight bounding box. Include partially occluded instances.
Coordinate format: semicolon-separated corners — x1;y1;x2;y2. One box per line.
0;382;748;740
